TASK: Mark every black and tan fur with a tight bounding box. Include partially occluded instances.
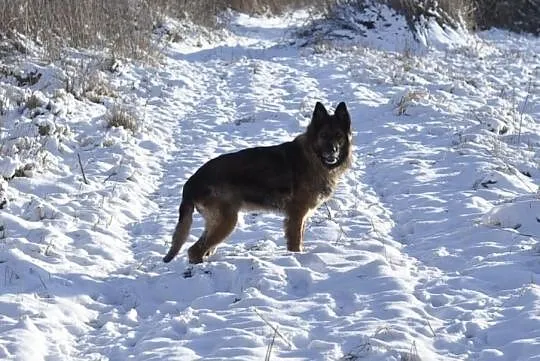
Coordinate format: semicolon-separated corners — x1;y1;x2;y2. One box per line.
163;101;352;264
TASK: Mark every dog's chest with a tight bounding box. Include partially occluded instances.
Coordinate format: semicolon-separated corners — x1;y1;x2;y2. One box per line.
316;183;333;200
303;179;335;208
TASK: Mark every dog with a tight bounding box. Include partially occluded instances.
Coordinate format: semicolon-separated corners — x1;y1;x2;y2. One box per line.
163;101;352;264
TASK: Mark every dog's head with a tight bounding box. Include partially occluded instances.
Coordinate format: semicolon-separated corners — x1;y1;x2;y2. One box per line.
307;101;352;168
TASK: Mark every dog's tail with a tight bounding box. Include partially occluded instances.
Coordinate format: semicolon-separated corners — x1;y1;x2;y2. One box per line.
163;199;195;263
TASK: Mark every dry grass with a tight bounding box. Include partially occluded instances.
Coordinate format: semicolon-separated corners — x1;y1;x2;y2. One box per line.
0;0;160;60
0;0;334;54
0;0;339;66
105;105;139;132
233;0;333;14
62;59;117;102
0;92;8;116
394;90;426;116
24;93;43;110
0;0;536;64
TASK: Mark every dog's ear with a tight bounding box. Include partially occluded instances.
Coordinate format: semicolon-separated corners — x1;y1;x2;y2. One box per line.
310;102;329;130
334;102;351;132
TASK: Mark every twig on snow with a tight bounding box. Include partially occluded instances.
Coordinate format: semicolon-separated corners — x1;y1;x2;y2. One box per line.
253;308;293;349
517;77;533;145
77;153;89;185
265;326;278;361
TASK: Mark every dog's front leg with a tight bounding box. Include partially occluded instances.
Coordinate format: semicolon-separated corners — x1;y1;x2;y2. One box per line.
285;209;307;252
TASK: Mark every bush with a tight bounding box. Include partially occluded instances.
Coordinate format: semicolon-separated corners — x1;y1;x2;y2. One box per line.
385;0;539;34
385;0;474;29
330;0;539;34
474;0;540;34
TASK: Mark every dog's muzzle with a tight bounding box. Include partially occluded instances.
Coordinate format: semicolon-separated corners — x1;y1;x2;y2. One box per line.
322;148;340;165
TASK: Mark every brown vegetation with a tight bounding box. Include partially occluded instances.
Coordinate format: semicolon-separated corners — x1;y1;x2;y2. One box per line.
0;0;536;62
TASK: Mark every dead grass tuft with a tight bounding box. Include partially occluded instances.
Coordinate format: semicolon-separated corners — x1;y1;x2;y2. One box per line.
106;105;139;132
24;93;43;110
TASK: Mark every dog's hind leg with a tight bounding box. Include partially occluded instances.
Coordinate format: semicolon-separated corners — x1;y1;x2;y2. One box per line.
188;204;238;264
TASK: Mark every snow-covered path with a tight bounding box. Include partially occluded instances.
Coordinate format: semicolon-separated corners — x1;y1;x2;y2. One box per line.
1;10;539;361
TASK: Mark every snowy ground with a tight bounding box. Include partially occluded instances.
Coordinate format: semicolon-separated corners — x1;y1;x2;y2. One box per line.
0;7;539;361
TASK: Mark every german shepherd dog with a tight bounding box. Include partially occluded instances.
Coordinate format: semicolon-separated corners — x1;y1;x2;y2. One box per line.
163;101;352;264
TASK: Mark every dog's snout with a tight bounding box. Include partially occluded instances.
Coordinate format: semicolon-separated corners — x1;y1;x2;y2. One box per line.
324;142;338;155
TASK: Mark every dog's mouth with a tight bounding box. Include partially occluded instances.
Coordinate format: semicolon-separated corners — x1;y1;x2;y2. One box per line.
322;153;339;165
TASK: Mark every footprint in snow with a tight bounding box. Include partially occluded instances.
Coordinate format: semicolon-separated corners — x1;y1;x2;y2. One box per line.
286;267;313;297
294;252;329;273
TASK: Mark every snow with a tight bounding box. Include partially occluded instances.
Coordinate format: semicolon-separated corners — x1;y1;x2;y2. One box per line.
0;6;539;361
